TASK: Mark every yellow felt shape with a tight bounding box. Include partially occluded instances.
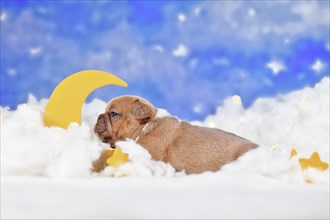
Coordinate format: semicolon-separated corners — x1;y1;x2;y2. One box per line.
298;152;329;171
44;70;128;129
289;149;298;159
106;148;129;167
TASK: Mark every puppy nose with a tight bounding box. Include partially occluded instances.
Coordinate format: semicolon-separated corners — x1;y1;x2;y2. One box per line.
96;123;106;133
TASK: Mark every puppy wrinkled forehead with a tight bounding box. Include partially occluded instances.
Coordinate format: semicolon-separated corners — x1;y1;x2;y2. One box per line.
105;95;154;112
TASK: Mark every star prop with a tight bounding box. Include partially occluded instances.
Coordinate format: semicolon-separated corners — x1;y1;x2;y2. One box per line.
289;149;298;159
298;152;329;171
106;148;129;168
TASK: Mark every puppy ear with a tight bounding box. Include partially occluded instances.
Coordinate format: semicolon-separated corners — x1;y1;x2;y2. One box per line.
130;99;156;124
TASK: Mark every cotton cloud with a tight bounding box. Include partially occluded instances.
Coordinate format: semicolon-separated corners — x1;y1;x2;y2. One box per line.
1;77;329;183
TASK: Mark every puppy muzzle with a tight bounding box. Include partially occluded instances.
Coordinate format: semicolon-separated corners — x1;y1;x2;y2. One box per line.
95;113;116;149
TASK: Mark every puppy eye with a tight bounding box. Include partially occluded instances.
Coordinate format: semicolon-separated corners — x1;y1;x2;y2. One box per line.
110;111;120;118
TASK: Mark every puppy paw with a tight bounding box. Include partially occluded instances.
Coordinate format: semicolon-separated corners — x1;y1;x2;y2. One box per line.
91;150;111;172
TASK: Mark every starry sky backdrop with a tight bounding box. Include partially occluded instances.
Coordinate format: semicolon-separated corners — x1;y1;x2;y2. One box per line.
1;1;329;120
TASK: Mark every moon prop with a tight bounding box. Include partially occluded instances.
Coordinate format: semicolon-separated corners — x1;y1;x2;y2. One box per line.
44;70;128;128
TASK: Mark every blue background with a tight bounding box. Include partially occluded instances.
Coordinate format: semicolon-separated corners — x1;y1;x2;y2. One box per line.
1;1;329;120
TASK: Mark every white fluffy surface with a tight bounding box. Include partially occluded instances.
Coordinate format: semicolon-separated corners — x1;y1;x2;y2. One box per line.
1;77;329;219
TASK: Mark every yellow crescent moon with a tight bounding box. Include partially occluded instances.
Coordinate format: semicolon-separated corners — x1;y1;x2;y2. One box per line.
44;70;128;128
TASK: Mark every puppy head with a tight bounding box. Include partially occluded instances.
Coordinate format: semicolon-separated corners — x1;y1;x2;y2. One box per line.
94;96;157;148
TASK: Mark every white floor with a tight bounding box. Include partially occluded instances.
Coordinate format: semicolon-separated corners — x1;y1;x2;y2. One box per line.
1;176;329;219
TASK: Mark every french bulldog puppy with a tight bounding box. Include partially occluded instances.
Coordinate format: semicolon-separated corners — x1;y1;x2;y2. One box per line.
93;96;258;174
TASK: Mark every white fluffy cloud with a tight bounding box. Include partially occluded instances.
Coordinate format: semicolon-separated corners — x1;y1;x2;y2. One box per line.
1;77;329;183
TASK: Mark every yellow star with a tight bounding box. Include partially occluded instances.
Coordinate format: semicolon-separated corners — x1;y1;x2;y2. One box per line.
298;152;329;171
289;149;297;159
106;148;129;168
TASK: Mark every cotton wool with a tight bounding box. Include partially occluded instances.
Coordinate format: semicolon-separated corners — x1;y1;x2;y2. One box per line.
0;77;329;184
